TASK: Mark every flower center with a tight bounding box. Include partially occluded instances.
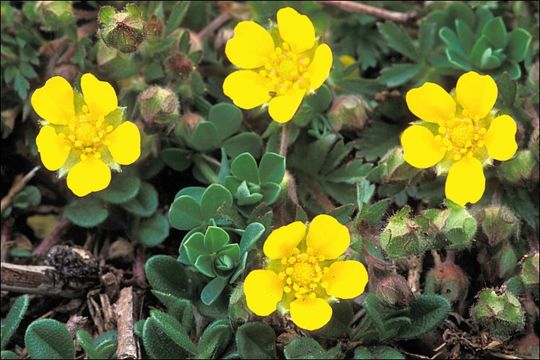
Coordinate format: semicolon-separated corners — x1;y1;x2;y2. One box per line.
435;110;487;161
278;247;328;300
60;105;113;160
259;42;311;96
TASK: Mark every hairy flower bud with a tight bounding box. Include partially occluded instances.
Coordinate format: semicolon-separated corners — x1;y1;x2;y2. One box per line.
139;86;179;126
471;288;525;339
328;95;369;132
98;4;145;53
480;206;519;246
425;260;469;305
166;51;194;79
36;1;74;30
375;273;413;306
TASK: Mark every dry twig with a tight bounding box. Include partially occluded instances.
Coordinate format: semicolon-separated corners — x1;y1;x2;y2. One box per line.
1;166;40;214
115;287;138;359
318;1;416;23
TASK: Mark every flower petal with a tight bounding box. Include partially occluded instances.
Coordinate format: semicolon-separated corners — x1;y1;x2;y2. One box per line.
81;73;118;119
268;89;305;123
36;126;70;170
263;221;307;259
289;298;332;331
484;115;518;161
66;157;111;197
277;7;315;53
225;21;275;69
223;70;272;109
244;270;283;316
456;71;497;119
31;76;74;125
106;121;141;165
323;260;368;299
401;125;446;169
406;82;456;123
307;44;333;91
445;157;485;206
306;214;349;259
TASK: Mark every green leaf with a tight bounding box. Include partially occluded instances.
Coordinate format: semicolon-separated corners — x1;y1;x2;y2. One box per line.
377;22;418;60
76;330;98;359
259;152;285;184
1;295;29;350
236;322;276;359
169;195;203;230
165;1;190;33
482;17;508;49
183;232;207;265
160;148;192;172
231;153;259;183
201;276;229;305
439;27;466;57
200;184;233;220
121;182;158;217
142;317;188;359
378;64;422;87
419;21;436;57
93;331;117;359
260;183;281;205
239;222;265;255
12;186;41;209
284;337;328;359
150;291;193;329
507;28;532;62
356;178;375;213
64;198;108;228
497;72;517;106
194;255;215;277
190;121;220;152
204;226;229;252
208;103;243;141
148;310;197;354
96;174;141;204
145;255;190;298
396;295;450;340
24;319;75;359
197;319;232;359
470;36;490;68
356;122;400;161
354;346;404;359
455;19;475;52
1;350;18;359
136;213;169;247
305;84;332;113
223;132;263;159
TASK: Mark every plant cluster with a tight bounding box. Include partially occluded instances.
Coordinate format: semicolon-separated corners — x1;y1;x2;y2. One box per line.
1;1;538;359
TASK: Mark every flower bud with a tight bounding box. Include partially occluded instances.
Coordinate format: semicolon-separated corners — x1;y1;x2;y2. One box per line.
139;86;180;126
480;206;519;246
380;207;433;258
166;51;194;79
430;202;477;250
145;14;164;38
497;150;537;183
471;288;525;339
375;273;413;307
36;1;74;30
328;95;369;132
520;252;539;297
98;4;145;53
425;260;469;305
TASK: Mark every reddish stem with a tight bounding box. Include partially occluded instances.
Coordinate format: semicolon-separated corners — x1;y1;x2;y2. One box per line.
33;217;72;259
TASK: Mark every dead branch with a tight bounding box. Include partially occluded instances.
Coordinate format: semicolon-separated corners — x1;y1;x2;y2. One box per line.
318;1;416;23
115;287;138;359
1;166;40;214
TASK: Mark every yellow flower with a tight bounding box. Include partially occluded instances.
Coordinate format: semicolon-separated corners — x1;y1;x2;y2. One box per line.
243;215;368;330
223;7;333;123
401;71;518;206
32;73;141;197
